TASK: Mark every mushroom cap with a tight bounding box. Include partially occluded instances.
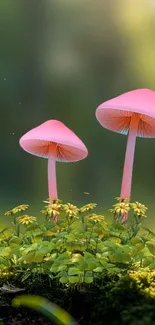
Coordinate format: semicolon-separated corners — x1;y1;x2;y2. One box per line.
19;120;88;162
96;88;155;137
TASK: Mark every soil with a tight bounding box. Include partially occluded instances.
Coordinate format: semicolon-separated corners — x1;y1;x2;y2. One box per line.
0;306;52;325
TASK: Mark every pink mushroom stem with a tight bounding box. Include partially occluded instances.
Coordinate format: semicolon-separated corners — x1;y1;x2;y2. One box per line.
120;113;140;200
48;157;58;202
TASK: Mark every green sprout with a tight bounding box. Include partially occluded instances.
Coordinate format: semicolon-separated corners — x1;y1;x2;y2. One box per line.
12;294;78;325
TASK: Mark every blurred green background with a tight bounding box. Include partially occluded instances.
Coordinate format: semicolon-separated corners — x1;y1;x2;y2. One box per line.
1;0;155;227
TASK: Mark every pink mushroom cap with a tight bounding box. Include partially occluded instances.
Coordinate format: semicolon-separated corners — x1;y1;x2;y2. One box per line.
19;120;88;161
96;88;155;137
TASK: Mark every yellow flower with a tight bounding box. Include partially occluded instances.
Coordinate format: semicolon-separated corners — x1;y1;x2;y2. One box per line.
45;204;62;217
16;215;37;225
40;209;49;216
115;197;129;203
108;208;115;213
113;202;130;215
80;203;97;213
130;201;148;217
63;203;79;217
89;213;105;223
5;210;14;216
5;204;29;216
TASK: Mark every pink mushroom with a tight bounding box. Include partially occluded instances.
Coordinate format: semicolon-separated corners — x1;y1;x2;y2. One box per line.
19;120;88;201
95;88;155;201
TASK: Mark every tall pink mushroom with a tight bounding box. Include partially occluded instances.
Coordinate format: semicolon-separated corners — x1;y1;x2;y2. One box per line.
19;120;88;201
95;88;155;200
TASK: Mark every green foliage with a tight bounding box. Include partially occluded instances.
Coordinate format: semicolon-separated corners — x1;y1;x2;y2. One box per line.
1;197;155;287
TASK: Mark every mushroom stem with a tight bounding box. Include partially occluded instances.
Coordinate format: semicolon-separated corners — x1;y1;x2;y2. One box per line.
120;113;140;200
48;158;58;201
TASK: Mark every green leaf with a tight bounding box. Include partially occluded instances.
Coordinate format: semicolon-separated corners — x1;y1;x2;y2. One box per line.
59;277;69;284
131;236;143;245
149;262;155;270
99;229;110;237
143;257;155;267
101;240;117;250
22;249;45;263
78;260;88;271
84;272;93;283
98;257;109;266
110;222;125;231
89;239;97;248
25;224;40;231
93;267;104;273
57;265;67;272
86;258;99;270
109;236;121;243
146;241;155;255
65;234;75;241
57;271;68;278
55;239;64;246
69;276;82;283
55;232;68;238
59;259;72;265
86;232;98;239
84;277;93;283
50;265;59;273
71;220;83;231
0;247;11;257
71;254;88;271
0;227;11;235
33;251;44;263
84;252;95;259
44;252;57;262
57;252;70;260
23;251;36;263
107;267;121;275
68;267;82;276
21;243;38;256
130;237;145;251
141;227;155;239
0;258;11;267
109;251;131;263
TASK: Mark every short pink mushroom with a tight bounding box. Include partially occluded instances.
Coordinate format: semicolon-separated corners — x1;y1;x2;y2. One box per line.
95;88;155;201
19;120;88;201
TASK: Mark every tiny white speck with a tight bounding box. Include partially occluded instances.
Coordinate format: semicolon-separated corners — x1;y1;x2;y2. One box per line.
19;102;21;105
4;78;6;81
